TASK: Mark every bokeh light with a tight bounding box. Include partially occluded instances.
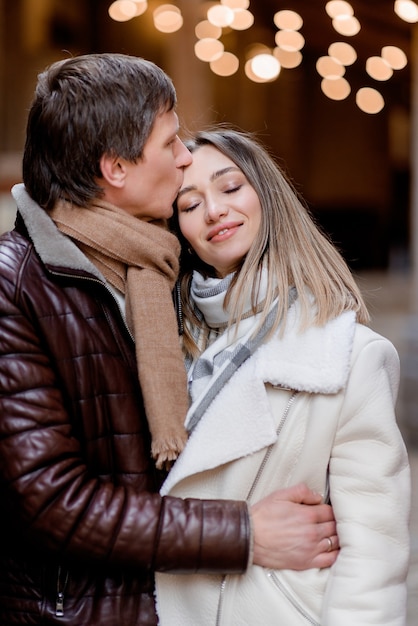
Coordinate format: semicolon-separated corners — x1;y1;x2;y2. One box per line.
273;10;303;31
394;0;418;23
328;42;357;66
366;56;393;81
194;38;224;62
332;15;361;36
316;56;345;78
356;87;385;113
107;0;410;113
325;1;354;18
321;76;351;100
210;51;240;76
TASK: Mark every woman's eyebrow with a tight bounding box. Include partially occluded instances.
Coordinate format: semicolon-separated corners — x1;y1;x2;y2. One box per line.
177;185;196;199
210;166;241;181
178;167;241;198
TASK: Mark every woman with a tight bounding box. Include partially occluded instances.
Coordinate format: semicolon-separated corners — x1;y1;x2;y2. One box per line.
155;128;410;625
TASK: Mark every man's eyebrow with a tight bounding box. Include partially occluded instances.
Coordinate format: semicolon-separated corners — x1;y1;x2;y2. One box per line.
177;167;241;199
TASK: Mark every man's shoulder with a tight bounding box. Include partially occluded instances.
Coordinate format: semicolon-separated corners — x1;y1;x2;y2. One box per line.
0;228;32;265
0;228;40;289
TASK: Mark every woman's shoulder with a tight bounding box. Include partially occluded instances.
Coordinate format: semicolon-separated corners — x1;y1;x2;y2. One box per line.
350;323;400;394
353;322;398;356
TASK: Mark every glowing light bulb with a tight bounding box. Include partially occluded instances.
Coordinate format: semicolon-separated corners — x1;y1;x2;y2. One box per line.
250;54;280;80
356;87;385;113
394;0;418;23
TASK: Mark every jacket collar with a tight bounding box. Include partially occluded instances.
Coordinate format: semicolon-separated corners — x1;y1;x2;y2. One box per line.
11;183;103;281
161;308;356;493
255;304;356;394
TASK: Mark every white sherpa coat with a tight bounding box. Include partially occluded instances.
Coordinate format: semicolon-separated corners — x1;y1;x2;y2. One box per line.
155;303;410;626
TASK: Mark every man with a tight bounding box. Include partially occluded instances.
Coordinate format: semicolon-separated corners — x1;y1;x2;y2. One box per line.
0;53;338;625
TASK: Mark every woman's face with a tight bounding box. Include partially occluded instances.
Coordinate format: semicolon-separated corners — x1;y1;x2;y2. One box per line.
176;145;262;278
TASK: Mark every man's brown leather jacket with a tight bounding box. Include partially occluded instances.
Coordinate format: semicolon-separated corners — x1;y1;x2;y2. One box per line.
0;186;250;625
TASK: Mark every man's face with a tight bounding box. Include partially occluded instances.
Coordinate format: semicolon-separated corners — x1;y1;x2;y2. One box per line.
119;109;192;221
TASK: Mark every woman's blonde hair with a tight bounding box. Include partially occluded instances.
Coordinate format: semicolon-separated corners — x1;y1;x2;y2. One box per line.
172;127;369;357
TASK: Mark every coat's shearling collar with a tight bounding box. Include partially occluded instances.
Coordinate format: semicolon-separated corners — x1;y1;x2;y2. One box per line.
254;304;356;394
162;307;356;493
11;183;103;280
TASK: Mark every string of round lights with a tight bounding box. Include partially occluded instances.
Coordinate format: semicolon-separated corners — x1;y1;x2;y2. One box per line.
107;0;412;114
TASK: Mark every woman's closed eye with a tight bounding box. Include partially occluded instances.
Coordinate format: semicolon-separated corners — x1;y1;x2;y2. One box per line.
178;199;200;213
224;184;242;194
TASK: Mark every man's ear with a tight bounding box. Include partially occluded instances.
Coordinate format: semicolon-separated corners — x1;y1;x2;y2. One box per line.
99;154;126;189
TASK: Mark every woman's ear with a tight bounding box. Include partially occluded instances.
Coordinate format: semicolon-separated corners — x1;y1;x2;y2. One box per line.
99;154;126;189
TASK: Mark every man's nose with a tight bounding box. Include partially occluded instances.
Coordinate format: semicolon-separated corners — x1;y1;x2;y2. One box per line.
176;138;192;167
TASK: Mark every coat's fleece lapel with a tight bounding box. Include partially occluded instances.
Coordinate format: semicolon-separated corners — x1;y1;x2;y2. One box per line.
162;307;356;494
255;307;356;393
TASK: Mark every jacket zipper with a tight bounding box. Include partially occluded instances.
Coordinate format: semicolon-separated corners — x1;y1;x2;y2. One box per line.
267;571;320;625
174;280;183;335
215;390;298;626
246;390;298;503
55;566;69;617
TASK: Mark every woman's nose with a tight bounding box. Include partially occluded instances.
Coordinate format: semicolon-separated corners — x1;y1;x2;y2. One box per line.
205;197;228;222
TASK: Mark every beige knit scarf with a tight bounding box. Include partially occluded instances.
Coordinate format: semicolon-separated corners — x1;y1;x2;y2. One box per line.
50;198;189;469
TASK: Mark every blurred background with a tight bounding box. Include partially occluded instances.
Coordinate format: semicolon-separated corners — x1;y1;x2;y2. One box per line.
0;0;415;271
0;1;417;621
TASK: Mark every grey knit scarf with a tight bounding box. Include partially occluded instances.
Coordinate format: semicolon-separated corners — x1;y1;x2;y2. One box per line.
185;270;297;433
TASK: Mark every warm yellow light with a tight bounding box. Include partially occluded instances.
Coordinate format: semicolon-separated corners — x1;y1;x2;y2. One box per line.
210;52;240;76
195;20;222;40
245;43;271;59
356;87;385;113
328;41;357;65
250;54;281;80
325;1;354;18
275;30;305;52
273;10;303;31
230;9;254;30
381;45;408;69
132;1;148;16
366;56;393;81
245;59;267;82
153;3;180;17
153;7;183;33
107;0;400;114
394;0;418;23
273;48;302;69
332;15;361;36
207;4;235;27
221;0;249;8
321;77;351;100
108;0;138;21
316;56;345;78
194;38;224;62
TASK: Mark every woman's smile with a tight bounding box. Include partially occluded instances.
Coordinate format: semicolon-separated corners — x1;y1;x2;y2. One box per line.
207;221;243;242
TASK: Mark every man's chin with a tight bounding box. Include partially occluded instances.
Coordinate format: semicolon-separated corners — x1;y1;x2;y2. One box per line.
134;207;174;222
